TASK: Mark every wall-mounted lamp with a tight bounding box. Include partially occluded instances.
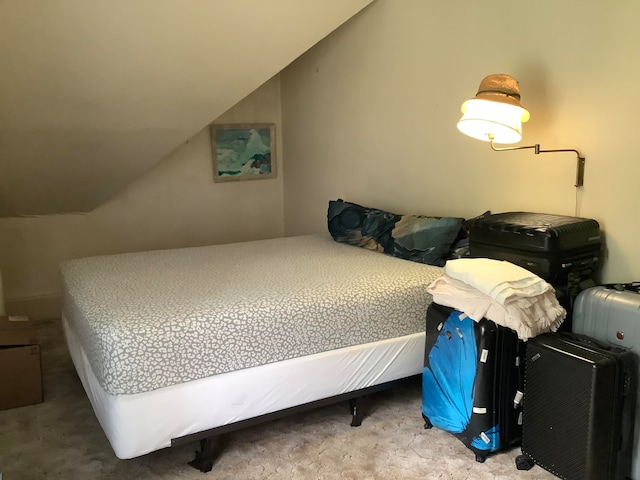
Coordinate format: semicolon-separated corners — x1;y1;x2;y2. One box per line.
456;73;585;187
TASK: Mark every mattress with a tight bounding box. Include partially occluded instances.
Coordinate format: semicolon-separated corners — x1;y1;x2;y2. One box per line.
63;315;427;459
60;234;443;396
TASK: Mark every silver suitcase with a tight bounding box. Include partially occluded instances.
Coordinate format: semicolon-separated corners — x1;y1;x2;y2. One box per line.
572;284;640;479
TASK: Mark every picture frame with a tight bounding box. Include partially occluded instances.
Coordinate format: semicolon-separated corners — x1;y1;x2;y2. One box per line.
210;123;276;182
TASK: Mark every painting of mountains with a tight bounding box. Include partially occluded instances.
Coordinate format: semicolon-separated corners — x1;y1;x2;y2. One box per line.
211;124;276;182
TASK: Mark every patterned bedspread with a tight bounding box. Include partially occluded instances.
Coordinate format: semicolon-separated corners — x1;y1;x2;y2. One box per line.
60;234;443;395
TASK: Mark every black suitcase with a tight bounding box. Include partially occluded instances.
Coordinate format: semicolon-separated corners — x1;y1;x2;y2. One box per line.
517;332;636;480
421;303;525;462
468;212;601;282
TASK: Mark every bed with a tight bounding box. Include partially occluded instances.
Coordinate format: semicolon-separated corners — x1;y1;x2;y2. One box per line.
60;232;447;470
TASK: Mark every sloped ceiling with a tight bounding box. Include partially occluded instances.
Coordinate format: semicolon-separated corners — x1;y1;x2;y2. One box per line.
0;0;373;217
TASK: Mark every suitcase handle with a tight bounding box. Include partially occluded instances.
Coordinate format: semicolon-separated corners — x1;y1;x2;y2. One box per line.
601;282;640;293
556;331;623;354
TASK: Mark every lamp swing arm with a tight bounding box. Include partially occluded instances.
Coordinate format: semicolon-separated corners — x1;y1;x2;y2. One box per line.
488;137;585;188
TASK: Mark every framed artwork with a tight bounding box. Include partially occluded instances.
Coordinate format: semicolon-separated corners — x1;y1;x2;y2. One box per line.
210;123;276;182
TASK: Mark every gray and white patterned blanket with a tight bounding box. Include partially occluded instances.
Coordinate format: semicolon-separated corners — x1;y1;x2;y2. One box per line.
60;234;443;395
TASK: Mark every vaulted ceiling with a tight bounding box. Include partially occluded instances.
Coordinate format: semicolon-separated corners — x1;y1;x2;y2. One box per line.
0;0;373;217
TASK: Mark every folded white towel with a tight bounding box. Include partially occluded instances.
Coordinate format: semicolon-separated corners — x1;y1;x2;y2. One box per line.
445;258;551;304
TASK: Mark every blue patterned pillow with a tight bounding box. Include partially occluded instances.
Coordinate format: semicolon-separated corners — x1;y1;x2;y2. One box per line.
327;199;463;266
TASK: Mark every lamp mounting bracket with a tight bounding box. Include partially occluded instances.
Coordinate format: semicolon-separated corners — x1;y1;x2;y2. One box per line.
488;138;585;188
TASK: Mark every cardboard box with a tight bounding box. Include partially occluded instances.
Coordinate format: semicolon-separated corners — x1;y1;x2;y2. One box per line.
0;316;43;410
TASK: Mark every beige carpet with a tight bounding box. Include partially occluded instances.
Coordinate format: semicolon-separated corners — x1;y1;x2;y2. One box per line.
0;319;557;480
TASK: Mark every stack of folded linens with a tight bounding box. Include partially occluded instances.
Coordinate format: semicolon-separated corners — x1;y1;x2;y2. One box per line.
427;258;566;340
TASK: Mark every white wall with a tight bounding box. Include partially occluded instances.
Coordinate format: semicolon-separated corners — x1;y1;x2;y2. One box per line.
0;76;284;318
281;0;640;284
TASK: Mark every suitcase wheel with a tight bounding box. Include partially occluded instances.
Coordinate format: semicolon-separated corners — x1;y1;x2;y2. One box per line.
421;414;433;430
515;454;534;471
474;453;486;463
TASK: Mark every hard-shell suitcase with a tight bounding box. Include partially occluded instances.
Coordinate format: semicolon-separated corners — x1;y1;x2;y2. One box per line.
572;284;640;479
468;212;601;282
517;332;636;480
421;302;525;462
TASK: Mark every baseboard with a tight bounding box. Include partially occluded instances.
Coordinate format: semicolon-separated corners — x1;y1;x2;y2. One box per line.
5;294;62;321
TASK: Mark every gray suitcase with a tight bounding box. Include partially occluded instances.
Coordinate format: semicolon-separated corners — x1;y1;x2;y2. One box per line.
572;284;640;479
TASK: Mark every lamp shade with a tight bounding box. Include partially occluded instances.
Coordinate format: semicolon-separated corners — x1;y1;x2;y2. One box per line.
457;74;530;144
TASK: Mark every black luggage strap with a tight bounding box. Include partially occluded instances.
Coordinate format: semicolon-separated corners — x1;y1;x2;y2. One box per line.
567;271;582;297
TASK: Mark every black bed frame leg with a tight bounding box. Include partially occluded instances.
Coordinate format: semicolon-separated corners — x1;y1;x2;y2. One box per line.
188;437;218;473
349;396;366;427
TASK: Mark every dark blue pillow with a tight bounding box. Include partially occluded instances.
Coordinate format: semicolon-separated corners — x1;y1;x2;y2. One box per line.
327;199;463;267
